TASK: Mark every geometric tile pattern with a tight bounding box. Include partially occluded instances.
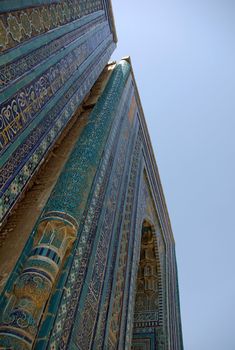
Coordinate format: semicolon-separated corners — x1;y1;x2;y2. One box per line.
0;0;103;53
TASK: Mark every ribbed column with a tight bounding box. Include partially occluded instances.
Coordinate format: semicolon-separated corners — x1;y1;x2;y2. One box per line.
0;212;77;349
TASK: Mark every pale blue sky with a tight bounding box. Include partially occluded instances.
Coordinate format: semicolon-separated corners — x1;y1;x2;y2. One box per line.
112;1;235;349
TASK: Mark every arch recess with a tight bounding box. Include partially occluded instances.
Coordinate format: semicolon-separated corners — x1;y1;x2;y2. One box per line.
131;219;163;349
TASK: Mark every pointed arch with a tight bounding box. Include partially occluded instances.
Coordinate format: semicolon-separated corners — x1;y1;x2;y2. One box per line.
131;219;163;349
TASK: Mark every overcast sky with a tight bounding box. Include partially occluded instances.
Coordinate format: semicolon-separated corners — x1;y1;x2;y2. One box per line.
111;1;235;349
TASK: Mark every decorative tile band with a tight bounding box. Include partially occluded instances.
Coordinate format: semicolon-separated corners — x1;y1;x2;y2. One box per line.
0;1;61;13
0;23;110;153
30;247;61;265
92;104;139;349
0;12;105;90
41;211;79;230
93;119;140;349
107;128;141;348
0;0;103;53
119;146;145;350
